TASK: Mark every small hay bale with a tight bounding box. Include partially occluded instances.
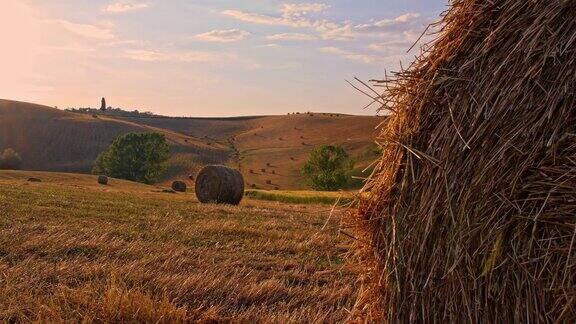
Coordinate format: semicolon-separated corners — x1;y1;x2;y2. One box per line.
27;177;41;182
97;175;108;185
171;180;187;192
195;165;244;205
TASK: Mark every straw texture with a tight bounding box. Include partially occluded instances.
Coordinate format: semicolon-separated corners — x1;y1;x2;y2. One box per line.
352;0;576;322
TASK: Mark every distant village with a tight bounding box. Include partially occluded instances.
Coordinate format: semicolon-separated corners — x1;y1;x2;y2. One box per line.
65;97;156;118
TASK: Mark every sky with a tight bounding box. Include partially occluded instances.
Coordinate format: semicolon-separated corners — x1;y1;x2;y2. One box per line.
0;0;446;117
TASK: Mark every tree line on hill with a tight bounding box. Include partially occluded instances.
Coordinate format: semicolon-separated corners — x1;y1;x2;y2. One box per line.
65;107;157;118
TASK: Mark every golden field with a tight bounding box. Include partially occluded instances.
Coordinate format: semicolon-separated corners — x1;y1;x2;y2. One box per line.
0;171;358;322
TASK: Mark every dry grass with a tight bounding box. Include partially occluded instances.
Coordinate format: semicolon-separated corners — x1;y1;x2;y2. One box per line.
245;189;353;206
352;0;576;322
0;171;358;322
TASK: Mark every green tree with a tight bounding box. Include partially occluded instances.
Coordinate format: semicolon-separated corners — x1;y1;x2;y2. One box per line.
93;133;170;184
0;148;23;170
302;145;353;191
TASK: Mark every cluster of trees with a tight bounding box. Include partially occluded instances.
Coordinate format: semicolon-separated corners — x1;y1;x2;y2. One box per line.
302;145;354;191
66;107;156;118
0;148;22;170
93;133;170;184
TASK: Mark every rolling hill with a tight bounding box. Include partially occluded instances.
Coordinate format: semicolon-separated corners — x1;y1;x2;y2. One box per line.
0;99;230;178
0;99;384;189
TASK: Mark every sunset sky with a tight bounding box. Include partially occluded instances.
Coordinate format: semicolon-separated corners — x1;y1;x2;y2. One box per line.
0;0;445;117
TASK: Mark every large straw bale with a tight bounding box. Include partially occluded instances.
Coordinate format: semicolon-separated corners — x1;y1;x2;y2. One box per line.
195;165;244;205
352;1;576;322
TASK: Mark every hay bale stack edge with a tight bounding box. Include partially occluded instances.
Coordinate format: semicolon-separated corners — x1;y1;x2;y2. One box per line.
352;0;576;322
195;165;244;205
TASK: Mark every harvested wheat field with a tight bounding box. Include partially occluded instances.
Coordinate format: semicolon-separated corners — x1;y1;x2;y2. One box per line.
352;0;575;322
0;171;357;322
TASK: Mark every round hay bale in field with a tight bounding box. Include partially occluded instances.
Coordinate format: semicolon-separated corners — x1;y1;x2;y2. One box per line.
97;175;108;185
171;180;187;192
195;165;244;205
352;1;576;322
27;177;41;182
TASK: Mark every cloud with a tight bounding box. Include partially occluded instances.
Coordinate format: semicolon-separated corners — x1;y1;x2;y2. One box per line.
319;47;379;64
222;10;295;26
46;19;115;40
105;2;149;14
124;49;235;63
222;3;328;28
257;43;282;49
355;13;424;34
222;4;423;41
266;33;317;41
280;3;330;17
221;8;349;40
194;29;250;42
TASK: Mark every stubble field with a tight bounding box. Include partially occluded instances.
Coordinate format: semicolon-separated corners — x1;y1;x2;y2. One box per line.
0;171;358;322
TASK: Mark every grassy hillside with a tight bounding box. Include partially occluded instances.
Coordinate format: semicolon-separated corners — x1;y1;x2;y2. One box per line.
0;100;230;180
0;171;357;322
120;113;384;189
0;100;383;189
